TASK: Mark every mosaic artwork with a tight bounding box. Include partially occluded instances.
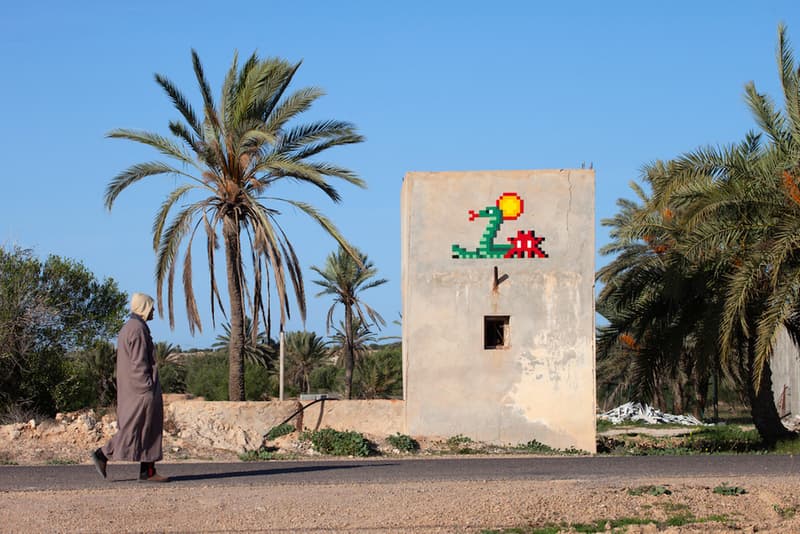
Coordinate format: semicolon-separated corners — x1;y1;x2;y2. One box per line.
451;192;549;259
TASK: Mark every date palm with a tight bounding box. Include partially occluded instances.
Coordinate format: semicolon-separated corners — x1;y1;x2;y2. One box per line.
104;50;364;400
628;24;800;443
597;175;721;417
312;247;386;399
284;330;330;394
212;317;275;369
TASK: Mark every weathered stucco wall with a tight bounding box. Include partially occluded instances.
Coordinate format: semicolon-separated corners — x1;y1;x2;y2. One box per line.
771;327;800;417
166;399;403;453
401;170;596;451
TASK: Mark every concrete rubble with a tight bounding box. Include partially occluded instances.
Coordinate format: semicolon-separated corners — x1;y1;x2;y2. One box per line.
598;402;706;425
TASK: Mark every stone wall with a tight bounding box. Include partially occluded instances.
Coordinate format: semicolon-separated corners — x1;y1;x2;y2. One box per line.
165;399;404;453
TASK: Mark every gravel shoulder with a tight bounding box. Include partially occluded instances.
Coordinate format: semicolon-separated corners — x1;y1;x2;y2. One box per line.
2;474;800;533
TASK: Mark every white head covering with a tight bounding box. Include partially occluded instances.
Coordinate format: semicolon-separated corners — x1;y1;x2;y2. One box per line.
130;292;155;319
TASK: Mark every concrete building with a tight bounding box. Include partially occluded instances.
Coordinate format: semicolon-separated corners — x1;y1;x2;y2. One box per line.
401;169;596;451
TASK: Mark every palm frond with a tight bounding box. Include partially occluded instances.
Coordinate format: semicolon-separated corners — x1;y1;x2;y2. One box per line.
105;161;196;210
106;129;196;167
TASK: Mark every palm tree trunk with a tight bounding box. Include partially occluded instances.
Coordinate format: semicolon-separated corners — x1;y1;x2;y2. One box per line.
694;372;709;420
223;216;246;401
344;304;355;399
746;339;795;446
671;378;684;415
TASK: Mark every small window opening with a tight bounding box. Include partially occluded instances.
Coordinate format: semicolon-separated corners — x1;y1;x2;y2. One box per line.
484;315;510;349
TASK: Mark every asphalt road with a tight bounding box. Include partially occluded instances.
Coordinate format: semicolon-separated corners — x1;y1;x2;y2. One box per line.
2;455;798;491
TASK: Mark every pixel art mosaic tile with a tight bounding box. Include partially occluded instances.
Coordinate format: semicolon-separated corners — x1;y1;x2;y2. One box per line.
451;192;548;259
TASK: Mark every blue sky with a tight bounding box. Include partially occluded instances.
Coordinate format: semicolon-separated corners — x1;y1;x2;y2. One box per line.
2;1;798;348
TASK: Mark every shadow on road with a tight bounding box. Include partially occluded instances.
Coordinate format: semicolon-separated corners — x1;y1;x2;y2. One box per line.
166;462;399;483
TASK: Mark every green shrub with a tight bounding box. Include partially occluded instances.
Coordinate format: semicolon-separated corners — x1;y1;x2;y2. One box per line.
302;428;373;456
245;362;275;400
309;365;342;394
686;425;762;453
265;423;295;440
713;483;747;495
774;437;800;455
628;485;672;496
185;353;228;400
184;353;275;401
516;439;557;454
445;434;475;453
386;432;419;452
159;363;187;394
54;341;117;411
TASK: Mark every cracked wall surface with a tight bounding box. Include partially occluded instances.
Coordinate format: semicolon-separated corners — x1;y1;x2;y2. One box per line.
401;170;596;451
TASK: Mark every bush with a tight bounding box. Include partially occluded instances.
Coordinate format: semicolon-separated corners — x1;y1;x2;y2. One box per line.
515;439;558;454
386;432;419;452
302;428;373;456
309;365;342;394
185;353;228;400
0;247;127;416
185;352;281;400
265;423;295;440
445;434;475;453
686;425;762;453
245;362;275;400
159;362;187;394
54;341;117;412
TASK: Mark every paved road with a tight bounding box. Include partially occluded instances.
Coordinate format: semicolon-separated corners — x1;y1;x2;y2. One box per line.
2;455;798;491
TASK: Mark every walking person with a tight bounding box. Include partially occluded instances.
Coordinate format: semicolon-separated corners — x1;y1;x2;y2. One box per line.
91;292;169;482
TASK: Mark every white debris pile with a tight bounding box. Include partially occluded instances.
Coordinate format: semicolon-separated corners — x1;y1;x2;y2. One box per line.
599;402;705;426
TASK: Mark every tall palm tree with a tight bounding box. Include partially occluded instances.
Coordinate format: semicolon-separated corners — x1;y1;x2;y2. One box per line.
284;330;330;394
312;247;386;398
329;317;378;364
608;24;800;444
657;25;800;444
104;50;365;400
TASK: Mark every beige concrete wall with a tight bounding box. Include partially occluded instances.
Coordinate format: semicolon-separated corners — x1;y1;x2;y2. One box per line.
401;170;596;451
771;327;800;417
166;399;403;453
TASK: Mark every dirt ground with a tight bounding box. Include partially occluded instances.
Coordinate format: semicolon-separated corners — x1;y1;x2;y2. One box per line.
2;409;800;533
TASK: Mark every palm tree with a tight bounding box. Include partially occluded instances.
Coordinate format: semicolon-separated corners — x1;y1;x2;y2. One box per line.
655;25;800;444
104;50;365;400
312;247;387;398
154;341;180;367
154;341;187;393
605;24;800;444
284;331;330;394
597;176;722;417
355;345;402;399
329;317;377;364
212;317;276;369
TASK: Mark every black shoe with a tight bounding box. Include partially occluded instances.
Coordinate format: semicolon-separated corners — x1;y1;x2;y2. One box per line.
91;449;107;479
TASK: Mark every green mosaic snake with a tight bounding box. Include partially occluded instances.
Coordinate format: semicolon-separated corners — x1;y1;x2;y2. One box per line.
451;206;512;259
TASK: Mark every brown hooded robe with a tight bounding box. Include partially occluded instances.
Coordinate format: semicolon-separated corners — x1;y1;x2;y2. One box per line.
101;314;163;462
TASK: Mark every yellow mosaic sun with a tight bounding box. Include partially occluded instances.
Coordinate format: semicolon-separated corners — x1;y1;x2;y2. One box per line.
496;192;524;220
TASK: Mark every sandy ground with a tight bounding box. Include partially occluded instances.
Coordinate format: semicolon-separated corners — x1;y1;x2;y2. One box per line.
2;475;800;533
